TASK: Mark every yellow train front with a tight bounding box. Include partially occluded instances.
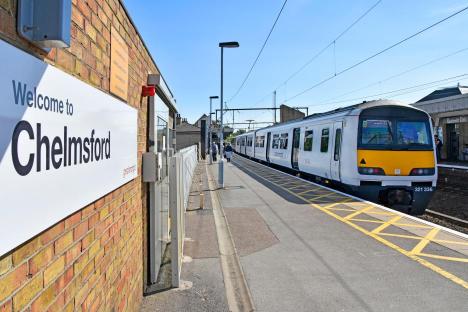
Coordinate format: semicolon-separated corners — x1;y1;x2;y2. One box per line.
344;102;437;215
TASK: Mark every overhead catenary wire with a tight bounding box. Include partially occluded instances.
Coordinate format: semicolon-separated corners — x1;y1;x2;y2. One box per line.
284;4;468;102
228;0;289;103
251;0;383;107
279;0;383;88
320;46;468;104
310;73;468;108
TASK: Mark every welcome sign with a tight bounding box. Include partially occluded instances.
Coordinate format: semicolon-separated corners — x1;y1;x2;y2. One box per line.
0;40;138;256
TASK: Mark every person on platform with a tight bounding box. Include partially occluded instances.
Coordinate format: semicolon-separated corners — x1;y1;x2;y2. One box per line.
211;142;218;162
434;135;443;162
225;143;233;163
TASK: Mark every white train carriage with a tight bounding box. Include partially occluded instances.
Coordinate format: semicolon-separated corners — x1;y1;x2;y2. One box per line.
235;100;437;215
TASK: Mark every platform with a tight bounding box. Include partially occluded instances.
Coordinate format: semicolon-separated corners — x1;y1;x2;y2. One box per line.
143;155;468;312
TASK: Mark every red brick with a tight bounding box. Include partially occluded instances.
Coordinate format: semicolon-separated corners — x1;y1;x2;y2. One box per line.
41;222;65;245
54;266;74;292
31;283;56;312
76;0;91;20
65;242;82;265
29;244;54;275
12;237;42;265
0;300;12;312
74;221;89;241
0;263;28;302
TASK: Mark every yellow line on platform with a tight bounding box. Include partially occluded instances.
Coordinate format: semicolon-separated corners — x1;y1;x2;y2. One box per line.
371;216;402;234
350;218;385;224
393;223;433;229
234;157;468;289
344;206;373;220
379;233;422;240
433;239;468;246
416;253;468;263
411;228;440;255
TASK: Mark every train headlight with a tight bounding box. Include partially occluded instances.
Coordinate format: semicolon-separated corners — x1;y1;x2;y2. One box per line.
358;167;385;175
409;168;435;176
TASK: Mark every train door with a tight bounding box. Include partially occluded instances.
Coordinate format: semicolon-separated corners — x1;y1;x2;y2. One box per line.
291;128;301;170
266;132;271;162
330;121;343;181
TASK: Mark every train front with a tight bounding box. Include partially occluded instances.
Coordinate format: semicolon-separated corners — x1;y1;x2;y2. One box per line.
354;104;436;215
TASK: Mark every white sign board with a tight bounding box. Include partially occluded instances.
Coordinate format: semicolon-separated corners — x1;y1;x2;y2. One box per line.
0;40;138;256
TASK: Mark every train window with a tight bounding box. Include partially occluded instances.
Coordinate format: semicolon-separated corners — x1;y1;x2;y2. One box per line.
334;129;342;161
272;134;280;149
361;119;393;145
320;128;329;153
304;130;313;151
396;121;430;145
280;133;288;149
255;135;265;148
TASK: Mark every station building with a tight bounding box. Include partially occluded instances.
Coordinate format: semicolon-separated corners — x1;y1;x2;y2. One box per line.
0;1;179;311
413;85;468;162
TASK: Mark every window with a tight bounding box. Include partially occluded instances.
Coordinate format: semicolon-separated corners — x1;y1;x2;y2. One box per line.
272;134;280;149
255;135;265;148
259;136;265;147
280;133;288;149
359;119;432;149
396;121;430;145
320;128;329;153
360;119;393;145
304;130;313;151
334;129;342;161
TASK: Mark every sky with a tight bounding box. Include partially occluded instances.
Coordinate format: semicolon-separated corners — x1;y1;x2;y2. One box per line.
124;0;468;127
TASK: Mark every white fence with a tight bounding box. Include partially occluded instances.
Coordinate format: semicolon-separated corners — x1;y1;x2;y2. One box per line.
178;145;198;210
170;144;198;287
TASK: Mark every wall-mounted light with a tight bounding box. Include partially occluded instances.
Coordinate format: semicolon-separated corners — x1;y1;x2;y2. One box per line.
17;0;71;49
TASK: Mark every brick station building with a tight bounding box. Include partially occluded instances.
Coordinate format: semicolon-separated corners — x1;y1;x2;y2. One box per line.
0;1;177;311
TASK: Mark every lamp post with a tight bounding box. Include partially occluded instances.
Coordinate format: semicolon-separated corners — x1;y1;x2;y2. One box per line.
209;96;219;165
218;41;239;188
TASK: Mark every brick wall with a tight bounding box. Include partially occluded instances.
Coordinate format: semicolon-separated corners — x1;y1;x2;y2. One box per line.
0;0;160;310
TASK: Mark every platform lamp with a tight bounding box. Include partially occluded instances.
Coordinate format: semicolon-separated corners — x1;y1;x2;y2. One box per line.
209;96;219;165
218;41;239;188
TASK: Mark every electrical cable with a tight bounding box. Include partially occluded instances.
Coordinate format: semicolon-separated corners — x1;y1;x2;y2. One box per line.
284;5;468;102
229;0;289;102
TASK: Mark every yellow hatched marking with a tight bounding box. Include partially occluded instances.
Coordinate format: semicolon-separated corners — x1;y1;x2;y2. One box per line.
308;192;338;201
310;203;468;289
371;216;402;234
379;233;422;240
433;239;468;246
349;218;385;224
235;159;468;289
393;223;433;229
417;253;468;263
366;210;398;216
326;207;356;212
289;185;307;190
410;228;440;255
297;189;317;195
344;206;373;220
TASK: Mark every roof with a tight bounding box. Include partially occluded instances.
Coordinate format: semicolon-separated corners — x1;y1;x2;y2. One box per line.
416;85;468;103
176;122;200;133
236;99;415;137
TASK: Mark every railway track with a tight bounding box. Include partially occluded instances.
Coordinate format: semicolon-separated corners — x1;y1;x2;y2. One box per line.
421;210;468;235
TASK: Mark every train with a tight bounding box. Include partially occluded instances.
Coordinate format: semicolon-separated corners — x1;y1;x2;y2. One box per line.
234;100;437;215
